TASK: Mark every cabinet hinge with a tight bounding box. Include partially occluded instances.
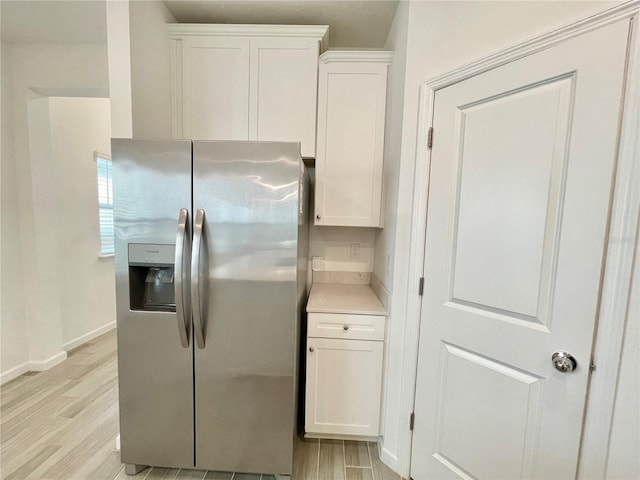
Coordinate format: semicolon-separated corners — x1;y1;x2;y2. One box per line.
427;127;434;149
589;362;596;372
418;277;424;296
410;412;415;431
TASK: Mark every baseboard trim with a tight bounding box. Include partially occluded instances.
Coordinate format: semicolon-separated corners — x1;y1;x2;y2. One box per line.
0;361;30;385
29;351;67;371
1;322;116;385
379;444;402;478
63;321;116;352
2;351;68;384
304;432;378;442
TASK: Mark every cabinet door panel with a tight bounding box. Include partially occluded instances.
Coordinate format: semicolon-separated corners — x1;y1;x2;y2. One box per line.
182;37;250;140
305;338;383;437
315;63;387;227
250;38;319;158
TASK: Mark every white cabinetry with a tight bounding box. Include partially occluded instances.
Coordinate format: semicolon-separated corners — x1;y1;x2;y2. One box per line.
250;37;320;156
305;312;385;438
314;51;393;227
178;36;250;141
169;25;328;158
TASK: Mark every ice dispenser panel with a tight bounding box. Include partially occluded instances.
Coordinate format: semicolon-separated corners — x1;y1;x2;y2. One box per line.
128;243;176;312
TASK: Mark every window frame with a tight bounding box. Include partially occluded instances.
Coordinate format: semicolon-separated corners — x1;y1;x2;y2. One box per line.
94;151;114;258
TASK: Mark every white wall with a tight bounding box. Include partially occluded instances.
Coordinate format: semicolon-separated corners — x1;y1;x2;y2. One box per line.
310;226;376;272
1;42;110;383
372;0;410;465
374;0;409;293
0;42;30;382
377;1;629;475
46;97;114;349
25;97;66;366
129;0;176;139
26;97;114;352
606;241;640;479
106;0;132;138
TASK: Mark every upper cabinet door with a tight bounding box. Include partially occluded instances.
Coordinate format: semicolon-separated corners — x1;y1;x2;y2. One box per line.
250;37;320;158
170;25;328;148
180;36;250;141
315;52;392;227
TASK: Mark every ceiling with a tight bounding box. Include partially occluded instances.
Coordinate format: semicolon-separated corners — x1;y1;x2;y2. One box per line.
1;0;398;48
0;1;108;44
163;1;399;48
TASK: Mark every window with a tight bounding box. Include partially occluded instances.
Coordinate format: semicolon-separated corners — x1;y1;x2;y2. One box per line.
95;152;114;256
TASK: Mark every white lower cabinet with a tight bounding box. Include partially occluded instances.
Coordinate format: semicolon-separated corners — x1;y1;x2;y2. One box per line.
305;313;385;437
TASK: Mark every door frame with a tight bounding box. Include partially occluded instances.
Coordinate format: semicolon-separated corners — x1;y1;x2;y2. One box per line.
398;2;640;478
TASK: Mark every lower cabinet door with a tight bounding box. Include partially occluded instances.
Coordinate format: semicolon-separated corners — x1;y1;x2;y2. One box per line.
305;337;383;437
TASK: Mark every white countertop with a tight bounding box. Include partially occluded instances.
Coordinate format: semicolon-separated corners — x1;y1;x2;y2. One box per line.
306;283;388;315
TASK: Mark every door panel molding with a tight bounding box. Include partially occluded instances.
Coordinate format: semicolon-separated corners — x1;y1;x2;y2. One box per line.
398;3;640;478
433;343;544;479
448;75;574;327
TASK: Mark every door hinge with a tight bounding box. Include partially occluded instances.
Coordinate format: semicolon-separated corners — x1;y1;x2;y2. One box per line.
589;362;596;372
418;277;424;296
410;412;415;431
427;127;434;149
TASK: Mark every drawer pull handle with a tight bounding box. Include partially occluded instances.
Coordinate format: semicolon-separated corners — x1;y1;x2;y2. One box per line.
343;325;349;331
309;346;315;352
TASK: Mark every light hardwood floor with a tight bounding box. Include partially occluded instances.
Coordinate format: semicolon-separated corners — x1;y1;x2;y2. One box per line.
0;331;400;480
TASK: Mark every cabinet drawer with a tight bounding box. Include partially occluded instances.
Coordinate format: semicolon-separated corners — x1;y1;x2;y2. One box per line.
308;313;385;341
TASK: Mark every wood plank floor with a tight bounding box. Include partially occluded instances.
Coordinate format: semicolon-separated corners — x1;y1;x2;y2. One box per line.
0;331;401;480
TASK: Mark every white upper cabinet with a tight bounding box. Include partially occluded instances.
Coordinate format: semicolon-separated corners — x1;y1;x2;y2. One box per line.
180;36;250;141
170;25;328;158
314;51;392;227
250;37;320;157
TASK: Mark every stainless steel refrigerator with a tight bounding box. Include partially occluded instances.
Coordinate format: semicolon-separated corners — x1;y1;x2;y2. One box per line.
112;139;309;476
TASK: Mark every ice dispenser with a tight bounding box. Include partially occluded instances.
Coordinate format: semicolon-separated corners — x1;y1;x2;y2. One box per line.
128;243;176;312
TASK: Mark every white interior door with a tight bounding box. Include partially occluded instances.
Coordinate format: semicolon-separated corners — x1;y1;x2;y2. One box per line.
410;20;630;480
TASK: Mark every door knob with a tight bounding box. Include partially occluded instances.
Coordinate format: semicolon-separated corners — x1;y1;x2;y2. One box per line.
343;325;349;331
552;351;577;373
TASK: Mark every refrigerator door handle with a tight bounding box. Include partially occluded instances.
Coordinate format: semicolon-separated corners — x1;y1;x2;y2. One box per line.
175;208;191;348
191;208;206;349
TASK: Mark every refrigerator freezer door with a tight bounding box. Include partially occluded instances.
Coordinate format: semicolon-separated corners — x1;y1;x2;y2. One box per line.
113;139;195;469
192;141;301;475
